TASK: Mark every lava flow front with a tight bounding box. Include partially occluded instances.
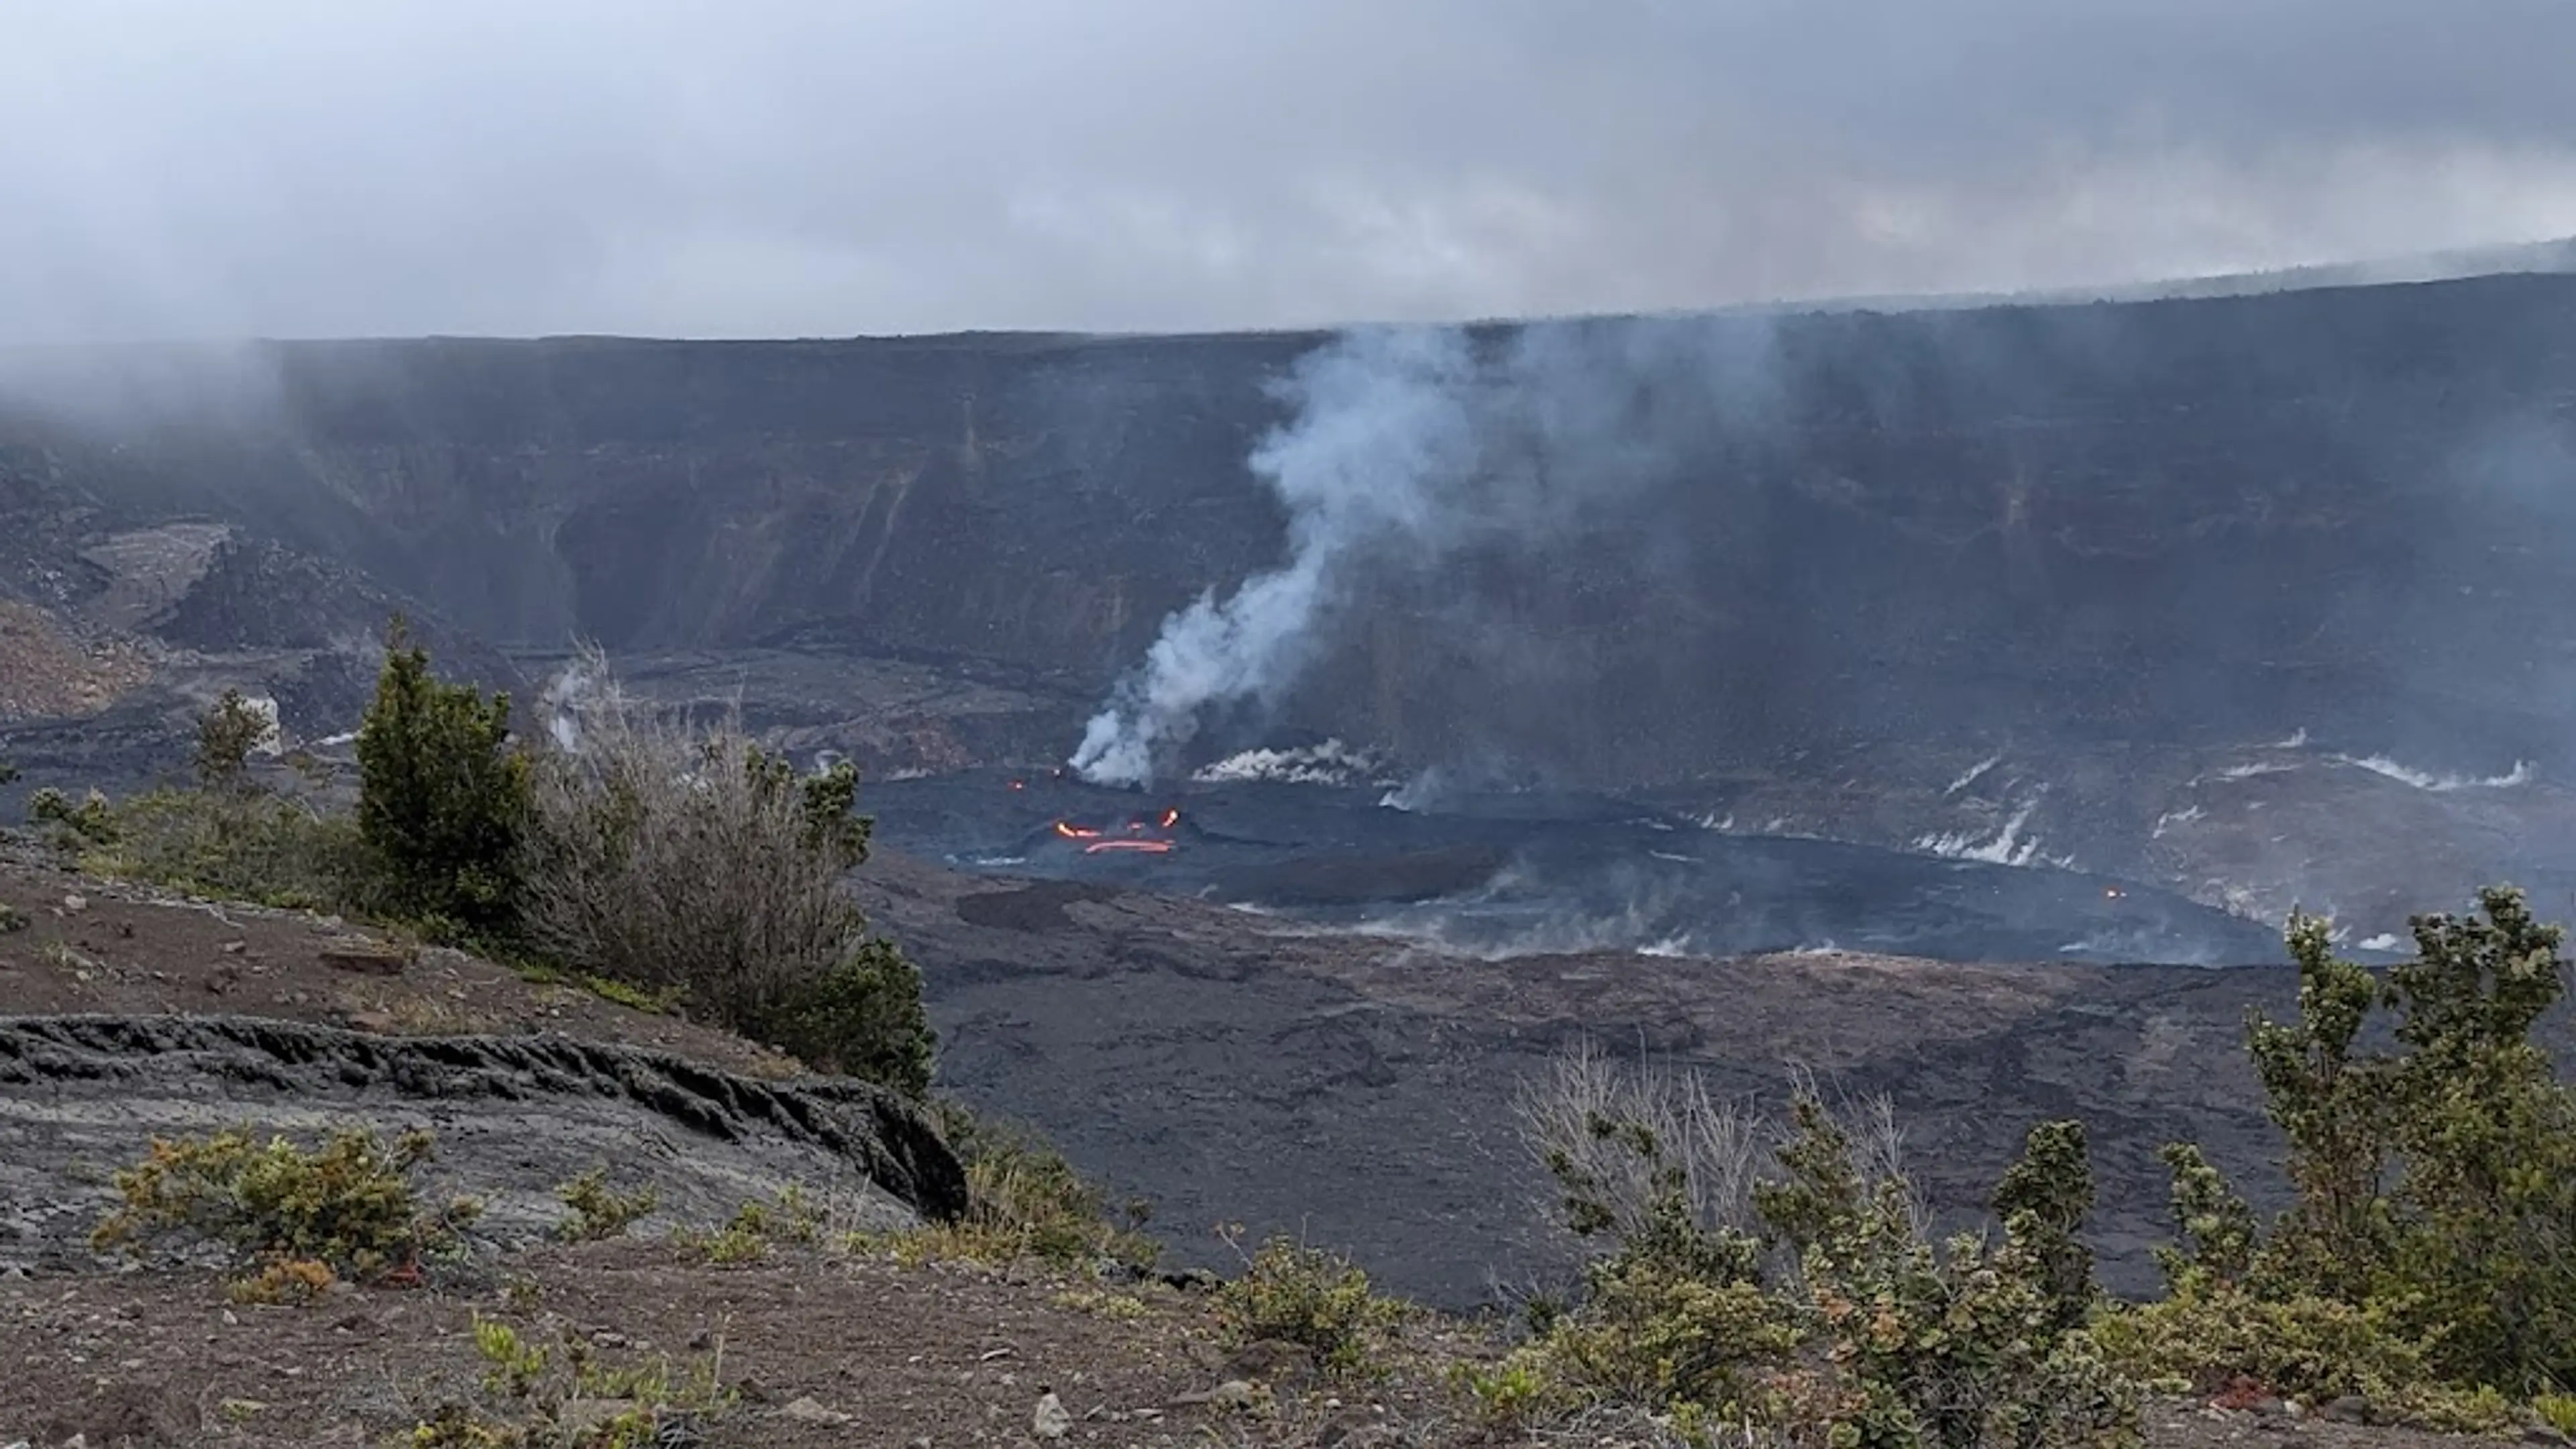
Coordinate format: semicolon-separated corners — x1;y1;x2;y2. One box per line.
1053;807;1183;854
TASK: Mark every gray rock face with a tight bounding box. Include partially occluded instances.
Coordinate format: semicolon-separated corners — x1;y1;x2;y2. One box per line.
8;276;2576;927
0;1014;964;1270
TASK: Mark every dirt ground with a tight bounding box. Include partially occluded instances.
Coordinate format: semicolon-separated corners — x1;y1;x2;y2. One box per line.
0;1240;1481;1448
0;845;798;1078
0;1242;2496;1449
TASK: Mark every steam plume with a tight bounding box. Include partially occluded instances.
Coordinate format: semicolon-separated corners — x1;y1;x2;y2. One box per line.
1070;316;1777;785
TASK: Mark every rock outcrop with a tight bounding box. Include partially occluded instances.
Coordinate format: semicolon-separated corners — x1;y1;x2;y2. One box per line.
0;1013;965;1271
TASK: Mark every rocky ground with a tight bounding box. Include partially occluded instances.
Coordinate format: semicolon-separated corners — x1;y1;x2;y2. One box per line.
0;847;961;1279
0;1240;1456;1448
0;842;2538;1448
0;1242;2481;1449
853;850;2355;1304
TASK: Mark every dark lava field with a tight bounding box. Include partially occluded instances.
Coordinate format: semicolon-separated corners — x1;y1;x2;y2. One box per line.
863;769;2290;967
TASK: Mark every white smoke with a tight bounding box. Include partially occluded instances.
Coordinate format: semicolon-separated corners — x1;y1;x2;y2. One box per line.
235;693;285;757
1071;327;1481;784
1378;765;1458;813
539;649;611;752
1192;739;1388;786
1943;753;2003;797
1069;316;1778;786
2329;753;2533;792
1913;799;2053;866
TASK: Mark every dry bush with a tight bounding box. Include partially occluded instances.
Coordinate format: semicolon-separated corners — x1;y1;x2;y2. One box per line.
515;648;932;1095
914;1104;1161;1269
1515;1043;1920;1268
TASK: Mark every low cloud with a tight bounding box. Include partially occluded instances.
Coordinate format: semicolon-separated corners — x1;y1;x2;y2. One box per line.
5;1;2574;341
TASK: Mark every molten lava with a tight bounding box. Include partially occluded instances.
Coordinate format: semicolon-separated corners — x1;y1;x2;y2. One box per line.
1050;807;1183;855
1083;838;1174;854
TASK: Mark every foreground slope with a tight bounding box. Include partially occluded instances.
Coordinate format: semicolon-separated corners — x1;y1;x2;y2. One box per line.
0;845;2527;1449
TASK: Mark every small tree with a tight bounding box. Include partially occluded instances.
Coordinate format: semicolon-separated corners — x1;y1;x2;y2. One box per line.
2372;889;2576;1391
2137;887;2576;1401
193;688;277;790
355;620;527;938
2244;912;2392;1301
1994;1119;2098;1335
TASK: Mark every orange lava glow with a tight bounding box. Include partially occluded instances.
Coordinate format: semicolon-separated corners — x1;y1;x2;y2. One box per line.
1053;810;1181;854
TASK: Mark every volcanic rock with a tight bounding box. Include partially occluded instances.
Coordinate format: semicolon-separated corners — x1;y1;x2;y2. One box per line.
0;1013;963;1271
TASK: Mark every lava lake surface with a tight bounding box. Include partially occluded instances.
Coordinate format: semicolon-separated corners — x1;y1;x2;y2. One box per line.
861;770;2288;966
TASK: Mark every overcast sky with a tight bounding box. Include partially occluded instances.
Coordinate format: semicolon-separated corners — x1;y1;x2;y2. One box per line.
3;0;2572;341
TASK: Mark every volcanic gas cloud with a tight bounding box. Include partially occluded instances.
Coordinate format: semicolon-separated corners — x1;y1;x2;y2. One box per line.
1067;317;1778;786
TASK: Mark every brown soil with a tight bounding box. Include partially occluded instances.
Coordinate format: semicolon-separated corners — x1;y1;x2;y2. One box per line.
0;1244;2483;1449
0;600;154;722
0;845;798;1078
0;1240;1495;1448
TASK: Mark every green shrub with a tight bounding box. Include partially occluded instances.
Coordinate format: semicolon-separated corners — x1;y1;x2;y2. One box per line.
2140;888;2576;1403
936;1105;1159;1269
0;902;23;933
516;649;934;1096
850;1105;1157;1271
750;939;934;1097
356;620;528;941
70;786;358;910
670;1184;826;1265
2092;1282;2433;1403
417;1311;730;1447
30;784;116;844
553;1167;658;1242
576;973;682;1014
1992;1119;2098;1334
1506;1049;2135;1448
1216;1228;1406;1374
1774;1110;2133;1449
28;697;347;910
90;1125;472;1282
